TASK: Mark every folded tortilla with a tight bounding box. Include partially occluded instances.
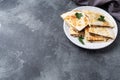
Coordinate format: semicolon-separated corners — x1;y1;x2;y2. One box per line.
69;27;84;37
83;10;114;28
89;25;115;39
61;10;89;31
85;27;108;41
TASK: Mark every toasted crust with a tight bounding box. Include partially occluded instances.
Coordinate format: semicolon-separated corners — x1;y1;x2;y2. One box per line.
69;27;84;37
61;10;89;31
83;10;114;28
85;27;108;41
89;25;115;39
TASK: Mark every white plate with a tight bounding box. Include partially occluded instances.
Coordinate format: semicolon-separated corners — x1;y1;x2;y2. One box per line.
63;6;118;49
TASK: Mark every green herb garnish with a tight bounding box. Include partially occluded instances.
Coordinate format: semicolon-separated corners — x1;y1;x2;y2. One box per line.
75;13;83;19
98;15;106;22
78;36;85;45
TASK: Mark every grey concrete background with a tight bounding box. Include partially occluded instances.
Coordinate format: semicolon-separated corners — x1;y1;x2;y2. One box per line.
0;0;120;80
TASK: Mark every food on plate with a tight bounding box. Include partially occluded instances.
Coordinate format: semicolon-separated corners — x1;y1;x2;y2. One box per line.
85;26;108;41
61;10;89;31
83;10;114;27
89;25;115;39
69;27;84;37
61;10;115;45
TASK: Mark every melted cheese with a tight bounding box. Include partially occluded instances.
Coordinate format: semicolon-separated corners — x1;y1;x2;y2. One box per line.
69;27;84;37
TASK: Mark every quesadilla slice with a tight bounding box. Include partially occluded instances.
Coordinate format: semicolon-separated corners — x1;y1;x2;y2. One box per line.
89;25;115;39
61;10;89;31
83;10;114;28
85;27;108;41
69;27;84;37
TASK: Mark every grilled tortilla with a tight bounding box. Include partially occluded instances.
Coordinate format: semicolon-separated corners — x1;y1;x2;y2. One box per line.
89;25;115;39
61;10;89;31
69;27;84;37
85;27;108;41
83;10;114;28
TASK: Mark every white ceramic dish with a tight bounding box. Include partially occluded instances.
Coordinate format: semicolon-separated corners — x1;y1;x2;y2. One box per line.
63;6;118;49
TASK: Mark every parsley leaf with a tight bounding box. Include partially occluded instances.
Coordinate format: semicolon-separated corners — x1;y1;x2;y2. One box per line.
78;36;85;45
75;13;83;19
98;15;106;22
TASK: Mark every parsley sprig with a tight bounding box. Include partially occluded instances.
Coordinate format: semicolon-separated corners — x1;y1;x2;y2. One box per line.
98;15;106;22
78;36;85;45
75;13;83;19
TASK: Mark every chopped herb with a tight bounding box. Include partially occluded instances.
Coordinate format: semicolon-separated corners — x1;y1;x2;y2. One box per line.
98;15;106;22
75;13;83;19
78;36;85;45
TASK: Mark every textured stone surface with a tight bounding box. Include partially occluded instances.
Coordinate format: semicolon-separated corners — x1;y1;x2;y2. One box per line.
0;0;120;80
